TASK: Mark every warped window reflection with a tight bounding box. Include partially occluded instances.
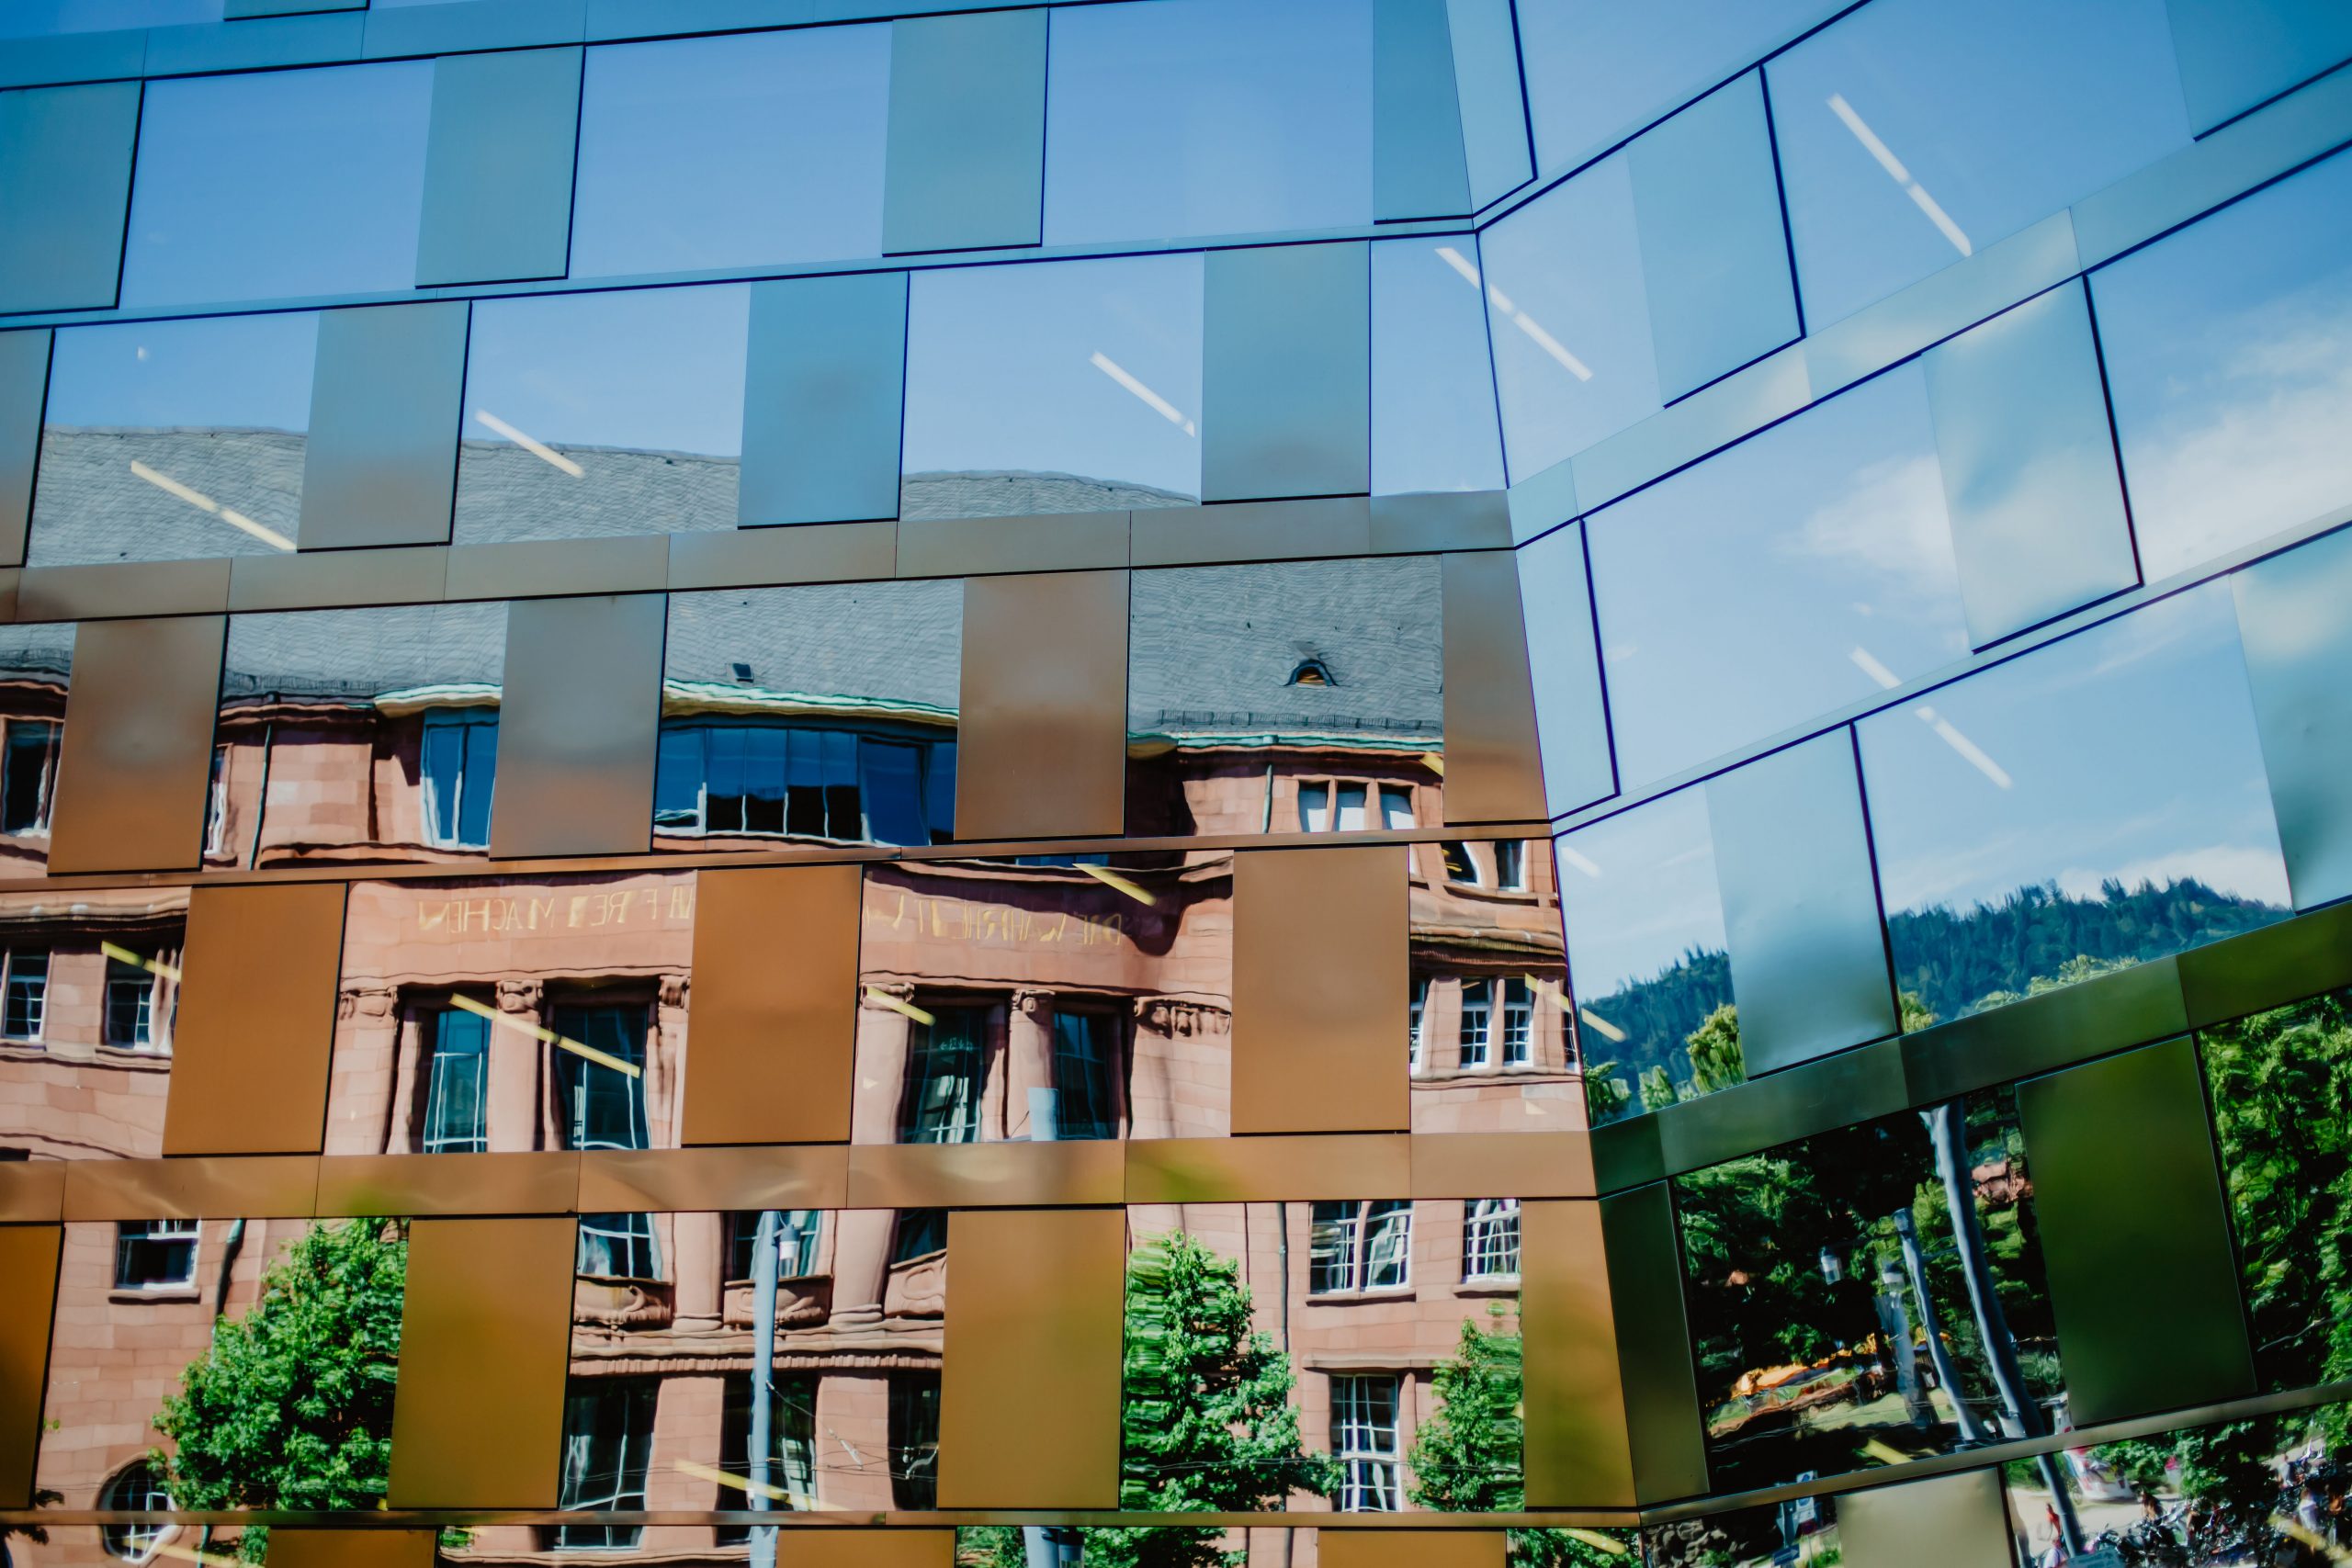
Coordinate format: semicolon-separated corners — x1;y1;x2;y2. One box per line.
0;623;73;880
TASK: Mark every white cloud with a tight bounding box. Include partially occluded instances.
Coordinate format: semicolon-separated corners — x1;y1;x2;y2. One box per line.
1779;450;1962;604
2054;842;2290;908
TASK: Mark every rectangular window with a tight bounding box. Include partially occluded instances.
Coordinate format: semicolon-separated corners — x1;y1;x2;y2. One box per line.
899;1006;986;1145
724;1210;823;1282
114;1219;199;1291
1331;1374;1404;1512
553;1003;650;1152
553;1379;657;1549
892;1208;947;1264
888;1371;942;1510
1459;980;1492;1069
420;1007;491;1154
2;720;61;835
1050;1010;1119;1141
1441;841;1480;883
1308;1200;1412;1294
1501;978;1533;1068
716;1371;820;1529
1463;1198;1521;1280
420;711;498;850
1378;785;1416;829
203;742;229;857
3;950;49;1041
576;1213;662;1282
653;723;952;848
103;955;157;1051
1408;977;1427;1075
1494;839;1527;890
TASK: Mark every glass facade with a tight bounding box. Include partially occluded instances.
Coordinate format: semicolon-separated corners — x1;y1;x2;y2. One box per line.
3;2;2350;1563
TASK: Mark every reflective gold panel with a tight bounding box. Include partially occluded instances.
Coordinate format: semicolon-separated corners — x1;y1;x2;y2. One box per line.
847;1140;1125;1210
1838;1469;2014;1568
0;1223;61;1509
0;1160;65;1221
492;593;667;859
1125;1134;1413;1204
939;1206;1122;1508
1411;1132;1594;1199
164;883;347;1156
791;1531;955;1568
1232;845;1408;1134
46;615;226;874
685;865;863;1146
577;1145;848;1214
956;570;1128;840
1318;1531;1507;1568
389;1215;577;1507
61;1155;319;1221
270;1530;439;1568
313;1151;581;1217
1521;1200;1634;1506
1439;551;1548;825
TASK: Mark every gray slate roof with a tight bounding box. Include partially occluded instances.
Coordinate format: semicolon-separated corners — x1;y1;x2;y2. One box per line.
29;427;303;566
665;580;962;712
0;623;74;679
221;601;508;699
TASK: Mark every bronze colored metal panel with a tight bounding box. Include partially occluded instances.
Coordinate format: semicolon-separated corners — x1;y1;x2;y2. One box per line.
1318;1531;1505;1568
1412;1132;1595;1199
1904;954;2189;1104
46;615;227;874
666;520;898;590
16;558;232;621
388;1215;577;1507
1838;1470;2014;1568
1442;551;1547;825
938;1207;1124;1507
578;1145;849;1213
956;570;1127;840
897;510;1129;579
2179;898;2352;1030
1654;1037;1908;1179
1127;495;1373;568
267;1532;438;1568
684;864;862;1146
164;883;348;1156
1368;490;1511;554
0;329;48;568
1599;1182;1708;1503
1125;1134;1413;1202
314;1153;580;1217
61;1156;320;1220
2017;1037;2255;1426
1232;846;1408;1134
0;1224;62;1509
847;1140;1125;1210
300;302;469;549
790;1531;955;1568
0;1161;65;1223
492;593;667;858
1521;1201;1635;1506
227;544;448;612
444;535;668;602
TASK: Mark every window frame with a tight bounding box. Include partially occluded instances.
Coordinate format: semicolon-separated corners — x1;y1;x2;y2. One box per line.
1307;1199;1414;1296
418;1002;493;1155
551;1377;658;1549
113;1218;200;1292
653;716;951;848
1463;1197;1521;1282
419;708;499;852
1458;978;1493;1070
1330;1373;1405;1513
98;1463;175;1563
1;717;62;839
3;948;51;1042
1501;977;1534;1068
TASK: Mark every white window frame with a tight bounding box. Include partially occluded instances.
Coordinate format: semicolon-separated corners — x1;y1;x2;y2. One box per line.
1309;1200;1413;1294
1408;976;1428;1075
1331;1375;1404;1512
1501;977;1533;1067
420;709;497;851
1494;838;1528;890
113;1218;200;1292
3;948;50;1043
98;1464;175;1562
1458;979;1492;1069
1464;1198;1521;1280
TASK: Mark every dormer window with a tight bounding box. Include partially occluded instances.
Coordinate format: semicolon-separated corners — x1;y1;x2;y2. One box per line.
1287;657;1336;686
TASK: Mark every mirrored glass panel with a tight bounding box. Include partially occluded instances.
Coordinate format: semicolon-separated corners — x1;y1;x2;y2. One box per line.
0;622;73;880
1125;557;1442;838
2093;148;2352;583
1121;1197;1524;1515
901;254;1203;521
31;314;318;566
1408;838;1582;1134
121;63;433;308
1372;234;1506;496
1586;367;1970;789
454;286;749;544
213;603;508;870
1479;154;1660;481
570;28;890;279
1557;787;1731;1126
1767;0;2189;326
1861;583;2290;1027
324;872;695;1156
1043;0;1374;245
1646;1491;1840;1568
0;886;187;1161
1677;1087;2064;1493
39;1218;408;1514
532;1205;934;1548
657;582;959;851
854;851;1234;1144
0;0;218;35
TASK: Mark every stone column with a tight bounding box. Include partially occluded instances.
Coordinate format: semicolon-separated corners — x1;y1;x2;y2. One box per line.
828;1208;896;1332
1005;988;1055;1141
490;978;545;1152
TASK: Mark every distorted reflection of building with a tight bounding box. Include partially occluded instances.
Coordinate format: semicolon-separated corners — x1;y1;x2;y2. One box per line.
0;624;74;882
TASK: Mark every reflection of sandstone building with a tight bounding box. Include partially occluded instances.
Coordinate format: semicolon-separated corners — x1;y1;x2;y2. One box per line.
0;625;73;883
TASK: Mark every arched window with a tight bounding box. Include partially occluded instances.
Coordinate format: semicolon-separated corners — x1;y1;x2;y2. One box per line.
98;1463;174;1562
1286;657;1335;686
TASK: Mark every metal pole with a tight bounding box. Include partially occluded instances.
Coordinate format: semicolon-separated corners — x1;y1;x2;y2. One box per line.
1893;1208;1986;1442
750;1209;781;1568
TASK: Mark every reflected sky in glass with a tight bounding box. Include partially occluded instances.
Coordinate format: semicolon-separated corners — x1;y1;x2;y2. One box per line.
571;28;890;278
0;0;217;34
1043;0;1373;245
1768;0;2189;327
1861;583;2289;919
900;254;1203;519
2094;150;2352;583
1515;0;1828;169
455;285;749;543
1480;156;1660;482
121;63;432;308
1588;367;1970;788
1372;235;1505;495
31;313;318;566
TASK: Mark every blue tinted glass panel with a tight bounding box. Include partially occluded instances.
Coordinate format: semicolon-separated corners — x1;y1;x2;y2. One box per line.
1043;0;1374;245
1586;367;1969;788
901;254;1203;519
2092;150;2352;584
1860;583;2290;1027
1515;0;1827;169
454;285;750;544
121;63;432;309
571;28;891;278
1480;156;1660;481
1768;0;2189;327
1557;787;1732;1124
2166;0;2352;132
1371;235;1504;495
0;0;217;35
31;313;318;566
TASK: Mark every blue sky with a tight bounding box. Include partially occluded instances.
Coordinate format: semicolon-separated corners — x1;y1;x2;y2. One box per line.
461;285;751;458
1558;784;1727;1001
45;312;318;433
